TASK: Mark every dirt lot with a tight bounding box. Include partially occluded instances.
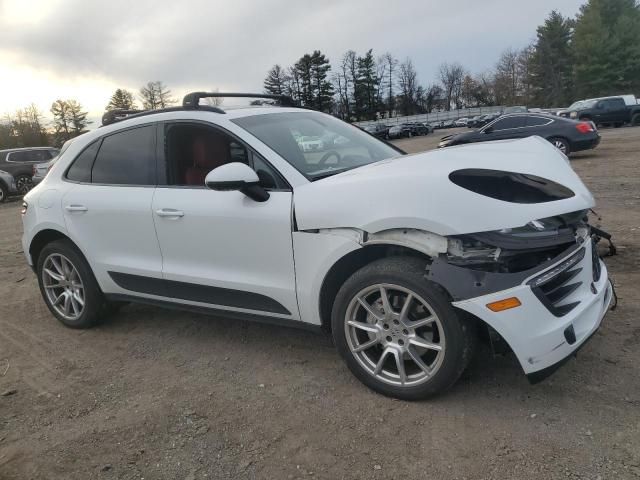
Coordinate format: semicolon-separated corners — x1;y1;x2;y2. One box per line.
1;127;639;480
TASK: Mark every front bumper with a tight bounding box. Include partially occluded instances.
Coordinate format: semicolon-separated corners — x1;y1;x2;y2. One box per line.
452;239;612;379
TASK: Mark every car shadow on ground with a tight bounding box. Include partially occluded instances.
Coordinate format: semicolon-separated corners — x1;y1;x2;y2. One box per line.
101;302;535;400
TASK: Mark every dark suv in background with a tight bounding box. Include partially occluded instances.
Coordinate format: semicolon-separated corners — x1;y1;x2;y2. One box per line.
0;147;59;193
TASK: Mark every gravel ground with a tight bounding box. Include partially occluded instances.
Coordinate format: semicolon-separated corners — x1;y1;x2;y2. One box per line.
1;127;639;479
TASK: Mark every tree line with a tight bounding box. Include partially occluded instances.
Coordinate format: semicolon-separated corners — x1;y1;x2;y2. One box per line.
0;81;175;149
263;0;640;120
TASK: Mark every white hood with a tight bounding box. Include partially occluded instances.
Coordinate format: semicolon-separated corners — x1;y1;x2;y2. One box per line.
293;136;595;236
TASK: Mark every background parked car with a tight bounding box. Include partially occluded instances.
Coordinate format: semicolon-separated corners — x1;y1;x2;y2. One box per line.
32;156;60;185
402;122;429;136
454;118;469;127
0;170;18;203
466;116;483;128
0;147;59;194
364;124;390;139
566;96;640;127
421;122;435;134
438;113;600;155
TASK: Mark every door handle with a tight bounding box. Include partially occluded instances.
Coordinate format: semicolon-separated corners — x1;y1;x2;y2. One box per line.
64;205;88;212
155;208;184;218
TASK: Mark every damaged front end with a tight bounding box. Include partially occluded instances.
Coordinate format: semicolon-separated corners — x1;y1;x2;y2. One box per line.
427;210;615;382
430;210;592;304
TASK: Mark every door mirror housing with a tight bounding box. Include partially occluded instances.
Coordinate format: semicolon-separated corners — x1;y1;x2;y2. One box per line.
205;162;270;202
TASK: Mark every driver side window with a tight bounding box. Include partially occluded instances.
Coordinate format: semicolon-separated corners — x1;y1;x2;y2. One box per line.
161;123;287;189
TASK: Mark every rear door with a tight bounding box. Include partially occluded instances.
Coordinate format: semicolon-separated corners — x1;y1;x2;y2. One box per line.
62;124;164;292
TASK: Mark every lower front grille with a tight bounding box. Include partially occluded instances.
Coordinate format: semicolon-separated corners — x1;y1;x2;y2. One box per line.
528;247;586;317
592;240;602;282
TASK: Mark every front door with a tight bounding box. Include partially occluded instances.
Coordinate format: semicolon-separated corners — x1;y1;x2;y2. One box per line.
151;121;299;319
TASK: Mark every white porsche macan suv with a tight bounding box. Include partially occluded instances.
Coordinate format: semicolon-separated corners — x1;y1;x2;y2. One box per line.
21;92;614;399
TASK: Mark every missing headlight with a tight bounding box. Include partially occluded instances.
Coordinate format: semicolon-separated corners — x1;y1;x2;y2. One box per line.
449;168;575;203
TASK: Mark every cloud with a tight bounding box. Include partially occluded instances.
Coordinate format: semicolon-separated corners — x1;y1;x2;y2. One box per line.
0;0;584;117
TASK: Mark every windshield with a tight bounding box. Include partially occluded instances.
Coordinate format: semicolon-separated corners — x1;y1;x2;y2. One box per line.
567;101;583;110
233;112;402;180
580;100;597;109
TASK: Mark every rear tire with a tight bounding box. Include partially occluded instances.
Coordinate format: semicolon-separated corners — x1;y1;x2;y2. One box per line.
15;175;32;195
331;257;476;400
632;113;640;126
0;183;7;203
549;137;571;155
37;239;108;329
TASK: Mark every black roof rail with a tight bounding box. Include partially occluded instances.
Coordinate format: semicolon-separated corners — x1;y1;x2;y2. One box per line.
182;92;296;108
101;105;226;127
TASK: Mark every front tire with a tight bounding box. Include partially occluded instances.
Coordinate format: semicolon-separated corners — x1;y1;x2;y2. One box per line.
37;239;107;328
632;113;640;126
0;183;7;203
331;257;475;400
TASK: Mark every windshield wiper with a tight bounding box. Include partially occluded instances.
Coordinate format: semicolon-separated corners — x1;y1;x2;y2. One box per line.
308;166;356;181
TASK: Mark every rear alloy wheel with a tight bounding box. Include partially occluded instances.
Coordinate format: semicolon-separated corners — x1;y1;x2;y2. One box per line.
549;137;570;155
332;257;475;400
37;239;109;328
15;175;33;195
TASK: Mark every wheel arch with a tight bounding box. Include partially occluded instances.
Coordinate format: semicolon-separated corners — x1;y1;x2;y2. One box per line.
317;244;432;333
29;228;77;267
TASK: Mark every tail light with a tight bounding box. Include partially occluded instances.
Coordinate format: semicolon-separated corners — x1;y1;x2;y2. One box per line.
576;122;595;134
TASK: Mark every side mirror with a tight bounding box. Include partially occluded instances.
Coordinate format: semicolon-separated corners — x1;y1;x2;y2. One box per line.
204;162;269;202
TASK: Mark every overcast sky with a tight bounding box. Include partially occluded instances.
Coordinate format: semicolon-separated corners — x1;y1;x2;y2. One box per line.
0;0;584;121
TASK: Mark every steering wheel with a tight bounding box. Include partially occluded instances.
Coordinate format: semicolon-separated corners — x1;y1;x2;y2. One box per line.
319;150;341;165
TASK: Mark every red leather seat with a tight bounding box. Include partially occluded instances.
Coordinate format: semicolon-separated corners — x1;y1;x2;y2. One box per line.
184;134;231;186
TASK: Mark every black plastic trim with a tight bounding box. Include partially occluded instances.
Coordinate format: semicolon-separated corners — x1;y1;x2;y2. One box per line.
105;293;320;333
108;272;291;315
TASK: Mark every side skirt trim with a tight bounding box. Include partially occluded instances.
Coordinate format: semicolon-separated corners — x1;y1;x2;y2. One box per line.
108;271;291;315
105;293;322;333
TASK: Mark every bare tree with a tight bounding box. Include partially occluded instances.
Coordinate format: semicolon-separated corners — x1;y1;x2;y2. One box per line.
139;81;175;110
439;62;466;111
381;52;398;115
398;58;418;115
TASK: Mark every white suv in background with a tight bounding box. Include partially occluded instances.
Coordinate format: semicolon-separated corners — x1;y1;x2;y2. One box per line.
21;93;614;399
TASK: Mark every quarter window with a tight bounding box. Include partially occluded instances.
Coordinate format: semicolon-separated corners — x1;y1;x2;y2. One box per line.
91;125;156;185
66;140;100;183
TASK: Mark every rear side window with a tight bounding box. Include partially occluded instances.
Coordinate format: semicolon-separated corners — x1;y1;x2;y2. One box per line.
490;116;526;130
67;140;100;182
526;116;553;127
8;150;52;162
92;126;156;185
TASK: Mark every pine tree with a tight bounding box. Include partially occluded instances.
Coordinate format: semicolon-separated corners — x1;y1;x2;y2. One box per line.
51;99;91;146
572;0;640;97
530;11;574;106
354;50;378;120
106;89;137;111
264;65;288;96
310;50;334;112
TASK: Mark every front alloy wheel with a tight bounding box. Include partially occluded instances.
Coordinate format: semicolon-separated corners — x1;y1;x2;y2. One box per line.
345;284;446;386
332;257;476;400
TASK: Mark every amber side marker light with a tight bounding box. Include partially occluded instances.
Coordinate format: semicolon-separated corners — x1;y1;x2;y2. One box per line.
486;297;522;312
